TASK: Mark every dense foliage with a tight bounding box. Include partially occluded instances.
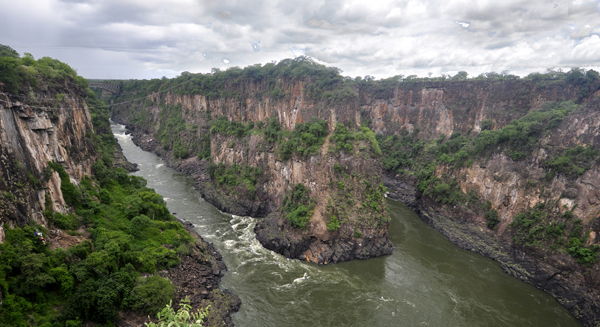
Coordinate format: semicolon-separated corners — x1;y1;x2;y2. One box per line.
0;45;87;93
0;52;194;326
511;202;599;266
207;163;263;199
282;183;315;229
280;118;328;160
121;56;352;105
330;123;381;156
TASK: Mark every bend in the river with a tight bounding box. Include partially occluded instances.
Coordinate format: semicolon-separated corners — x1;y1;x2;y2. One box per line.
111;121;581;327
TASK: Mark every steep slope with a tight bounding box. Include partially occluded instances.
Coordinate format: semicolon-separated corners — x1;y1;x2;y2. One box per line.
0;57;96;238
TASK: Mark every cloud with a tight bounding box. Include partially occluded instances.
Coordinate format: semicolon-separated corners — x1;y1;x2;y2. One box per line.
218;10;231;19
306;18;338;29
0;0;599;79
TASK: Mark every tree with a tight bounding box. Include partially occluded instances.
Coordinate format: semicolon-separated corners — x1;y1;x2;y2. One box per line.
0;44;19;58
452;71;468;80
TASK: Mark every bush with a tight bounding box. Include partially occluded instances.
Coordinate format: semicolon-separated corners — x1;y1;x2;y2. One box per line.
485;210;499;229
326;215;340;231
279;118;328;161
130;276;175;315
282;183;314;229
330;123;354;153
52;212;80;230
480;119;495;131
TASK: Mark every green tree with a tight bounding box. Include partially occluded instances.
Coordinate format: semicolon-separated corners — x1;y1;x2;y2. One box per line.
0;44;19;58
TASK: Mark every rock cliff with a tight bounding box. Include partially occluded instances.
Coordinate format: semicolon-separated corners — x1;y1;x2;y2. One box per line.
0;84;97;238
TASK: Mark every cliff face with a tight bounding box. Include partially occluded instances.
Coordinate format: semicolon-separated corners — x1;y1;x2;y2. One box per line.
362;80;584;138
0;88;97;240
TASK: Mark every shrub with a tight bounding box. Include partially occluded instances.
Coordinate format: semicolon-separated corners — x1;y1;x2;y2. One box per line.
326;215;340;231
130;276;175;315
331;123;355;153
480;119;495;131
282;183;314;229
145;298;210;327
279;118;328;161
485;210;499;229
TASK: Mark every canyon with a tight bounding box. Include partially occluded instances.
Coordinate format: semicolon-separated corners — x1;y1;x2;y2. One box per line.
108;62;600;326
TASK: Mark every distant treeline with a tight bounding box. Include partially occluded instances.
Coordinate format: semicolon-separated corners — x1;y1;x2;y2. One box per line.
97;56;599;105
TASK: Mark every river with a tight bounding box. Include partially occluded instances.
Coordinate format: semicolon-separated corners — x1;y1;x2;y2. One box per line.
111;122;581;327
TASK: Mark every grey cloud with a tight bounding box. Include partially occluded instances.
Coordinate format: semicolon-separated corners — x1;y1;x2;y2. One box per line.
218;11;231;19
306;18;338;29
2;0;600;80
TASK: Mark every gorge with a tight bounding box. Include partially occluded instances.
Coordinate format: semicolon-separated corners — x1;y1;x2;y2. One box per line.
1;52;600;326
107;58;600;326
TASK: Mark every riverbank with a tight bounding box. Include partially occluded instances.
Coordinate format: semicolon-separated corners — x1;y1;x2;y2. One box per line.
384;172;600;327
110;123;241;326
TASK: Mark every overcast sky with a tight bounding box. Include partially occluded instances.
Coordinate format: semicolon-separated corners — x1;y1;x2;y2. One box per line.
1;0;599;80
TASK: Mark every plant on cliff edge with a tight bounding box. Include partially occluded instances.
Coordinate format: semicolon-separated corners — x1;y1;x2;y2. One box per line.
282;183;315;229
485;209;499;229
326;215;340;231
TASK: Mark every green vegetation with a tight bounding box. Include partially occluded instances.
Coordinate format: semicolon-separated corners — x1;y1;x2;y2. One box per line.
330;123;381;156
331;123;355;153
0;172;189;326
207;163;263;199
47;161;80;207
511;202;599;265
124;56;353;105
376;99;599;266
146;298;209;327
377;130;425;172
155;104;192;157
485;210;499;229
0;45;88;93
282;183;315;229
280;118;328;160
380;101;588;180
210;116;255;138
549;145;599;177
326;215;340;231
0;54;200;326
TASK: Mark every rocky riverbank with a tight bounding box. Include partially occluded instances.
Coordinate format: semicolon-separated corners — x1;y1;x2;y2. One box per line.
162;219;241;326
110;123;240;326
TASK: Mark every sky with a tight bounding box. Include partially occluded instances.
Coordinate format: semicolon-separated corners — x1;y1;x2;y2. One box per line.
1;0;599;80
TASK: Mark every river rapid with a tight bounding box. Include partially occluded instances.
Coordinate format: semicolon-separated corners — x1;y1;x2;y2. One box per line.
111;121;581;327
